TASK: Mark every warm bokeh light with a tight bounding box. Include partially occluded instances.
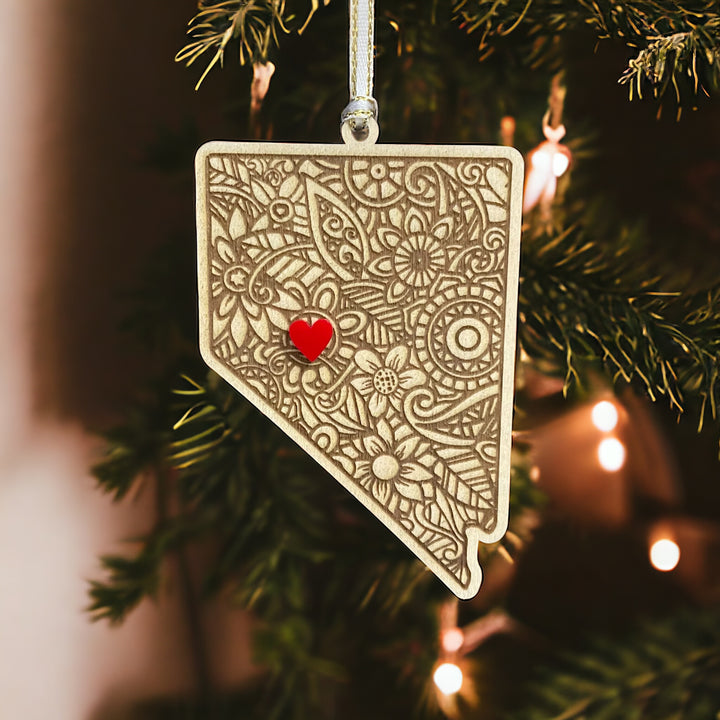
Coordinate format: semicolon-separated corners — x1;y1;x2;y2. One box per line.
433;662;463;695
591;401;619;432
597;437;626;471
650;538;680;572
530;147;551;171
441;628;464;653
552;151;570;177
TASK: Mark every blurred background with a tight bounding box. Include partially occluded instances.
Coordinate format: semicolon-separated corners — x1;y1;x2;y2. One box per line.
0;2;250;717
1;1;719;719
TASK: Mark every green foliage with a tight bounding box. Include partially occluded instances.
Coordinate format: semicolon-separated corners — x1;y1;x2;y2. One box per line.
519;217;720;426
88;366;541;717
176;0;329;89
511;606;720;720
86;2;720;718
453;1;720;105
178;1;720;107
91;407;168;501
619;18;720;106
520;218;720;428
88;544;162;624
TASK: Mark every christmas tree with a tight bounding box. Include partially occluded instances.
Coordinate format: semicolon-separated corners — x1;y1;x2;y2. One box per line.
89;2;720;718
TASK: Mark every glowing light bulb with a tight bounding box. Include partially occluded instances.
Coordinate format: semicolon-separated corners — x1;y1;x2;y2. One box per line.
433;662;463;695
441;628;464;653
650;538;680;572
530;148;552;171
552;151;570;177
597;438;625;471
591;401;619;432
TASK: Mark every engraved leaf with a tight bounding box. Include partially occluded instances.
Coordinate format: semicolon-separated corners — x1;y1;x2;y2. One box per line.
337;310;368;336
278;174;299;199
306;177;367;281
218;295;235;317
481;166;509;223
315;284;339;311
366;254;394;278
249;314;271;343
211;213;229;242
431;216;454;241
250;179;272;205
229;207;247;240
274;287;302;312
376;227;402;250
405;207;427;234
230;311;248;347
386;280;410;304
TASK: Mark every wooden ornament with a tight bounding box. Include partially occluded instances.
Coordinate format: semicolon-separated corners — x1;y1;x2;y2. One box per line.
196;129;523;599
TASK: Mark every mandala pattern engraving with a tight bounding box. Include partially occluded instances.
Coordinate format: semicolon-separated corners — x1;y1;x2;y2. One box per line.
196;140;523;599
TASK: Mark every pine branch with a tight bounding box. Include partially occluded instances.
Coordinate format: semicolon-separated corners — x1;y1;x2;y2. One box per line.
88;542;163;623
87;368;541;716
452;1;720;104
520;223;720;429
620;19;720;107
176;0;327;89
511;606;720;720
177;1;720;108
166;375;444;718
91;408;168;501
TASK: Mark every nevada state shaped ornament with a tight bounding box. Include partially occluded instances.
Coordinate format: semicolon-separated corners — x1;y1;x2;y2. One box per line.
196;135;523;599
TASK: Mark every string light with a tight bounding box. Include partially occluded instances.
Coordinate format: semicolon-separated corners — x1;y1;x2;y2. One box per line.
433;662;463;695
552;151;570;177
523;126;572;214
650;538;680;572
250;61;276;115
441;627;465;653
591;401;619;432
597;437;626;471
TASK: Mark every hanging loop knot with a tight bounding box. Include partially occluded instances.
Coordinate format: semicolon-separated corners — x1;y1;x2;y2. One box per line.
341;95;378;130
341;0;378;141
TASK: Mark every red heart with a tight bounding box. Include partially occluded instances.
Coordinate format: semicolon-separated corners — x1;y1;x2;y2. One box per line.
289;318;333;361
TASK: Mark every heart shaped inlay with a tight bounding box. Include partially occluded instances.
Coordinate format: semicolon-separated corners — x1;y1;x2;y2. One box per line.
289;319;333;361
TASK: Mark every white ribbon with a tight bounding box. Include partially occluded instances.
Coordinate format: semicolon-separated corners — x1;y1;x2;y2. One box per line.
341;0;378;130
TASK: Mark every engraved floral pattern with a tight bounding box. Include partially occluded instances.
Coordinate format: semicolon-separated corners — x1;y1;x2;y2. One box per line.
355;419;434;505
198;145;521;597
350;347;426;417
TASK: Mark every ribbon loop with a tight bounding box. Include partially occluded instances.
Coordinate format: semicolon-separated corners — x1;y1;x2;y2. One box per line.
341;0;378;135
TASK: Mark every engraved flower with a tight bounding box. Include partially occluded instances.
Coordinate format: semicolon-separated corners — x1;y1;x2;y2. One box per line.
211;219;302;347
393;233;445;288
356;419;434;505
350;347;426;417
248;171;306;231
366;208;451;302
348;158;405;204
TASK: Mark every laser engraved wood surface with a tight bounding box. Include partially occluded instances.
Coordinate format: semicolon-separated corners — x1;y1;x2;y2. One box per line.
196;138;523;598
